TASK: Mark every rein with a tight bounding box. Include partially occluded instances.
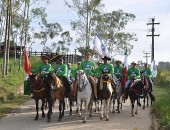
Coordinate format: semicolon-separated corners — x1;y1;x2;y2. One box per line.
34;87;45;93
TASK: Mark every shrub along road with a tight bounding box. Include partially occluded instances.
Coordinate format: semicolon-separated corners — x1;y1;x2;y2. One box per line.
0;99;158;130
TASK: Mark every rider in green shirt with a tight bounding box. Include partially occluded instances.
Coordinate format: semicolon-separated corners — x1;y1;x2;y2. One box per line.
124;61;141;99
73;62;81;78
79;52;97;99
114;60;123;80
53;58;71;93
98;56;116;91
67;63;75;83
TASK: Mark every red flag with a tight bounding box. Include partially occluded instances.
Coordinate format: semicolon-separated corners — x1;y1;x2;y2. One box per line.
24;48;31;75
122;51;128;90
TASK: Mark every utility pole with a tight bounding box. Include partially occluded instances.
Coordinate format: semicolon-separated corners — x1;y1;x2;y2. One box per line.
86;0;89;49
147;18;160;62
143;51;150;64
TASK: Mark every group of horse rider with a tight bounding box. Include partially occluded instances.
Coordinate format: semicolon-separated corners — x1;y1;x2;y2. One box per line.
30;52;154;100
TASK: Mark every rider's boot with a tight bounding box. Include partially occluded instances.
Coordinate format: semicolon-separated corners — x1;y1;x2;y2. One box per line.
124;88;129;100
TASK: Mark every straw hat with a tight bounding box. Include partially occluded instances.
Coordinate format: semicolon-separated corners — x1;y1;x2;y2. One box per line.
102;56;111;61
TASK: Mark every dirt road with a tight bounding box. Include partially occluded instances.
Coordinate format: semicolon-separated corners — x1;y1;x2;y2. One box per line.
0;99;156;130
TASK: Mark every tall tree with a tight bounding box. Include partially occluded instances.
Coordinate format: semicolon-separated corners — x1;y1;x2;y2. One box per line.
65;0;137;56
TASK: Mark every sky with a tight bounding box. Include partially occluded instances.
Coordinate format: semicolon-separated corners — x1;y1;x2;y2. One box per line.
30;0;170;64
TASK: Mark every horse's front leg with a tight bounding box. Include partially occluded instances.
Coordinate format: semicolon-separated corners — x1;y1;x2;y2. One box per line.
106;99;110;121
41;98;45;118
112;94;115;113
47;98;52;122
131;99;135;116
143;97;146;110
34;99;39;120
77;99;81;117
117;97;120;113
69;99;73;116
146;94;149;107
135;99;138;115
100;100;104;120
83;101;88;123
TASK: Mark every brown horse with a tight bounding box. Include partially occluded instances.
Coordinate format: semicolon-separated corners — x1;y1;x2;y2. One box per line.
46;72;76;121
98;72;113;121
29;74;46;120
141;74;155;109
128;79;144;116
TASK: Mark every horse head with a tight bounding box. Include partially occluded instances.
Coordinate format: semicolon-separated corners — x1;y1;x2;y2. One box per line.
76;70;88;92
47;72;62;90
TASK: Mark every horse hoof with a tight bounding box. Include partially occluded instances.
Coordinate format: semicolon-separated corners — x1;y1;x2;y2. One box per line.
34;117;38;120
118;111;120;113
135;111;138;115
42;114;45;118
89;114;92;117
47;118;51;123
112;110;115;113
100;117;103;120
58;118;62;121
83;120;86;123
69;113;72;116
106;118;109;121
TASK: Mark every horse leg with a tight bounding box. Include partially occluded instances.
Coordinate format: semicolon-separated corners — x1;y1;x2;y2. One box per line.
143;97;146;110
135;99;138;115
41;99;45;118
58;101;62;121
62;101;65;118
106;99;110;121
88;98;93;117
34;99;39;120
77;99;81;117
117;97;120;113
83;101;88;123
131;99;135;116
69;99;72;116
112;94;115;113
100;100;104;120
46;98;52;123
147;94;149;107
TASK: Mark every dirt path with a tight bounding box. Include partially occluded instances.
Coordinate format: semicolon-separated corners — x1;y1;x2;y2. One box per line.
0;99;155;130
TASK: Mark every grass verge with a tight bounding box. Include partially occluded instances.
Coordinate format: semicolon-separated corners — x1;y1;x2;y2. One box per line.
0;95;30;119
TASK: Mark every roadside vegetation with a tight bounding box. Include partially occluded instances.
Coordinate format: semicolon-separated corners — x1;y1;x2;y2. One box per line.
0;56;41;118
153;71;170;129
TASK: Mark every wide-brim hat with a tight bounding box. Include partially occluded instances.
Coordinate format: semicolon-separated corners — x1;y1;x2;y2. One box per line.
115;60;122;64
41;55;50;61
85;52;91;55
102;56;111;61
131;61;137;65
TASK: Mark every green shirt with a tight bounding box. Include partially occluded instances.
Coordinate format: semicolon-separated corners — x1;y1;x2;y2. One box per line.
127;67;140;80
94;67;101;78
114;66;123;79
142;68;152;79
73;67;81;77
98;63;114;75
80;60;95;76
67;67;74;78
53;64;67;77
37;63;52;77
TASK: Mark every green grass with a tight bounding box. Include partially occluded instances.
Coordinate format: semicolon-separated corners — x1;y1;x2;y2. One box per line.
0;56;41;119
153;71;170;129
0;95;30;118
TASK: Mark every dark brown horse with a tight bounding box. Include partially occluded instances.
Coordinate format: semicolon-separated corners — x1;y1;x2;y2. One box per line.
141;74;155;109
46;72;76;121
29;74;46;120
128;79;144;116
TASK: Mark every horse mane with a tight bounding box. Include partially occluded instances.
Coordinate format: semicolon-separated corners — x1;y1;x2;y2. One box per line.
53;73;62;89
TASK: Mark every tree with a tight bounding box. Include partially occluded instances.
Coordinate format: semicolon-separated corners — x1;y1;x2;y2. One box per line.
65;0;137;56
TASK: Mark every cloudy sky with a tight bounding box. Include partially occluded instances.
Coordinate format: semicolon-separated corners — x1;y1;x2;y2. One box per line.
31;0;170;64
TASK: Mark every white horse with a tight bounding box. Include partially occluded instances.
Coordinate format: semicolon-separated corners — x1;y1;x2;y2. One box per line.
111;74;123;113
76;70;92;123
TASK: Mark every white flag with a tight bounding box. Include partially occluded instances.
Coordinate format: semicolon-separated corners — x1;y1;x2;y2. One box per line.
101;44;111;58
151;59;157;78
93;34;103;56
